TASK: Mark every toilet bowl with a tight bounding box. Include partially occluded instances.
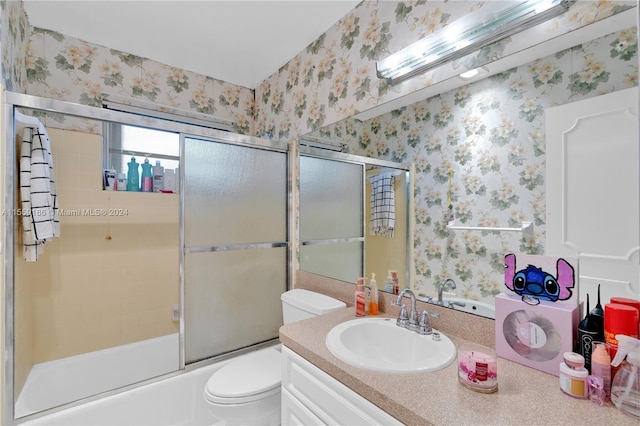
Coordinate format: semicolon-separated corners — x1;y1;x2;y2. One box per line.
203;289;346;425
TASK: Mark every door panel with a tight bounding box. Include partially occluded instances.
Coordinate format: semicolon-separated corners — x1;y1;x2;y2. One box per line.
546;87;639;303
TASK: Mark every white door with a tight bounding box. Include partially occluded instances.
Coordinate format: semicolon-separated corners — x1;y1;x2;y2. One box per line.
546;87;639;305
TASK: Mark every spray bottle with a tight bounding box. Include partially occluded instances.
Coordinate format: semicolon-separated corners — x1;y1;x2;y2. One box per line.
369;273;379;316
610;334;640;418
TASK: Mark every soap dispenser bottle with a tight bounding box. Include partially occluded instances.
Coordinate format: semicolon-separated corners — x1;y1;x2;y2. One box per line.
127;156;140;191
369;273;379;315
355;277;366;317
610;334;640;418
141;157;153;192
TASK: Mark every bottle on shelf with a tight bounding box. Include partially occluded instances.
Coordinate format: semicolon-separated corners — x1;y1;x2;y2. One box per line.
164;169;176;192
355;277;367;317
116;173;127;191
127;156;140;192
383;270;394;293
141;157;153;192
153;160;164;192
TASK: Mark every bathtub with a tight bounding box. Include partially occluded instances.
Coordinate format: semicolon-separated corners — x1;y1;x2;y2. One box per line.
17;333;180;420
20;343;279;426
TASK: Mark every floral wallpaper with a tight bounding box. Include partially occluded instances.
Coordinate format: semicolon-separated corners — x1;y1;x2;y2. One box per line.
24;26;255;134
255;0;636;139
1;0;637;307
1;0;29;92
0;0;254;135
308;26;638;304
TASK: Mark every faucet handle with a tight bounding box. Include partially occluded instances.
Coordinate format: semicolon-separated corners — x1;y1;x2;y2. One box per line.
396;304;409;328
417;309;438;335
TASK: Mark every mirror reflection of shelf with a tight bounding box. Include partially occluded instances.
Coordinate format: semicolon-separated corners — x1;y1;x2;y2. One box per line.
446;221;533;239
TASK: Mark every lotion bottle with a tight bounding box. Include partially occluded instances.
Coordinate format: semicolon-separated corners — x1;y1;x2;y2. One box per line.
355;277;366;317
369;273;379;316
126;156;140;191
141;157;153;192
152;160;164;192
591;342;611;400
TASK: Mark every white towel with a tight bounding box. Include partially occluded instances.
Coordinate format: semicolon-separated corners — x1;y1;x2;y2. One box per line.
369;171;395;237
19;118;60;261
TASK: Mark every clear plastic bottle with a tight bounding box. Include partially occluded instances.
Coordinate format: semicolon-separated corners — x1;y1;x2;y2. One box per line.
611;335;640;418
383;270;394;293
141;158;153;192
126;157;140;191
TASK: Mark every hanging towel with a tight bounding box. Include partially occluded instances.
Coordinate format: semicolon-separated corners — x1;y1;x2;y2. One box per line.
18;114;60;261
369;171;395;237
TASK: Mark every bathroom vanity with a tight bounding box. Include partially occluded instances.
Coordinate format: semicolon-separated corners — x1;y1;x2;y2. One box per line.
279;307;637;425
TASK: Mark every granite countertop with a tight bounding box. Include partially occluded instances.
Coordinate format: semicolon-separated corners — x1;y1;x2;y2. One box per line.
279;307;637;426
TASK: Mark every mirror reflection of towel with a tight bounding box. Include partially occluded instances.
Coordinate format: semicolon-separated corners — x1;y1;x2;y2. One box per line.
369;172;395;237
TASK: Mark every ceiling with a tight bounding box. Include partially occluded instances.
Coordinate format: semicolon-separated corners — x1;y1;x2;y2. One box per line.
22;0;361;89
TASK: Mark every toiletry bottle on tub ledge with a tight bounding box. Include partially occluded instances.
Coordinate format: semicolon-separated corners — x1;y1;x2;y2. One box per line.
355;277;366;317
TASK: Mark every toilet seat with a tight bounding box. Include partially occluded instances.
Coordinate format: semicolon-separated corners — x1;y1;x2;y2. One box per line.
204;347;281;405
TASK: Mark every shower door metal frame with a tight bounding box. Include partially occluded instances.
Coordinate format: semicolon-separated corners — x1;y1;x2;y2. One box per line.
298;145;412;287
2;91;291;425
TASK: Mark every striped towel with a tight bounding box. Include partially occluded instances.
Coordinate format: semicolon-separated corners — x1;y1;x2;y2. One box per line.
19;122;60;261
369;172;395;237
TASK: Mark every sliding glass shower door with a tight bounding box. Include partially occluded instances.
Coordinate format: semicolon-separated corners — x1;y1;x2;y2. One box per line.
183;137;287;364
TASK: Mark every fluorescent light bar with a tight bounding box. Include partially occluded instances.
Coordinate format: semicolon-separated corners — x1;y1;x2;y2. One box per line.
376;0;575;85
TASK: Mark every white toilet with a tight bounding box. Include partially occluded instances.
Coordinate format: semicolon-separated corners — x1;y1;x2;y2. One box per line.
203;289;346;425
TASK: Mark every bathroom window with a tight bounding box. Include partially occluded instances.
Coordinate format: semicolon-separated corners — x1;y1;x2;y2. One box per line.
105;123;180;176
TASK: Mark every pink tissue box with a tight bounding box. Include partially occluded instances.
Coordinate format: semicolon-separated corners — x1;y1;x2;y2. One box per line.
495;293;582;376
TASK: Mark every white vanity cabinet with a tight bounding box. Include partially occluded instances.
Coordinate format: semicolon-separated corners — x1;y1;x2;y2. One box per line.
281;346;402;426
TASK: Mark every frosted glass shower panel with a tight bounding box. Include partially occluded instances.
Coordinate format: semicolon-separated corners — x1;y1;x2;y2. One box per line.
300;241;363;283
184;138;286;247
185;248;286;363
300;156;363;240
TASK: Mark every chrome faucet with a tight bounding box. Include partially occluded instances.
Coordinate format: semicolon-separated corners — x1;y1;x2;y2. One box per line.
437;278;456;306
392;288;418;331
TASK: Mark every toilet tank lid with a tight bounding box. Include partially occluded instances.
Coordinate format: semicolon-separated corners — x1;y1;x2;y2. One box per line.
281;289;346;315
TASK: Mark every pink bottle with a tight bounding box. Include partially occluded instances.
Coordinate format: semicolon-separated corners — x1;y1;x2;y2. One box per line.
355;277;366;317
590;342;611;400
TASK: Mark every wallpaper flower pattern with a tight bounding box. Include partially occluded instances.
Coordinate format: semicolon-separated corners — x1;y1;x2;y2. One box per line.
1;0;637;307
307;27;638;303
1;0;255;135
255;0;637;139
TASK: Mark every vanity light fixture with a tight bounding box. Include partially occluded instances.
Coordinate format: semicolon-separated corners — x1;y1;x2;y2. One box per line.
459;66;489;80
376;0;575;85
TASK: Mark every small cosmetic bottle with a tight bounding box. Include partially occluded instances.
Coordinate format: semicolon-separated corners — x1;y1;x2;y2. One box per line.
355;277;366;317
559;352;588;399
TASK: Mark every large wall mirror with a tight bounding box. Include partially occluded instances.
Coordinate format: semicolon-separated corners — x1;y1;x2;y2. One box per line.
300;9;638;319
298;146;413;291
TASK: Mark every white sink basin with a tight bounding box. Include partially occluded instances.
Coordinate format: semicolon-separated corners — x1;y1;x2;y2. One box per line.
325;318;456;374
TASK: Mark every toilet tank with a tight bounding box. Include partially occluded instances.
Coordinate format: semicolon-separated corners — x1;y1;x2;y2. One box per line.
281;289;346;324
